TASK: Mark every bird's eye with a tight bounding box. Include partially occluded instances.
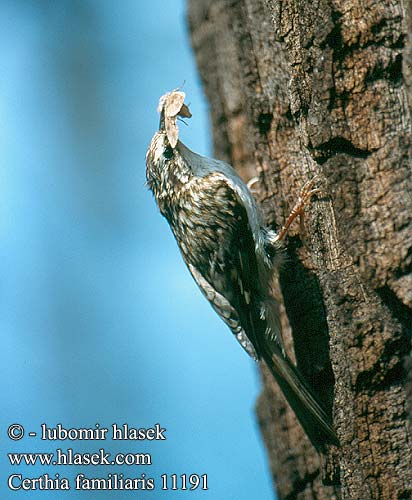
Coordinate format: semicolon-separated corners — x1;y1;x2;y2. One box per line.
163;145;174;159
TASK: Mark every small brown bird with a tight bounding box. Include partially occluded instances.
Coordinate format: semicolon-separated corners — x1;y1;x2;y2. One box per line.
146;89;338;449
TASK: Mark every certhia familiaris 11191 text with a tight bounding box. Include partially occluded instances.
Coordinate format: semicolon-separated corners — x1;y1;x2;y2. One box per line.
146;89;338;449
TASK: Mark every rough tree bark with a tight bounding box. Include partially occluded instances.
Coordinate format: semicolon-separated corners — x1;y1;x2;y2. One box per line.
188;1;412;499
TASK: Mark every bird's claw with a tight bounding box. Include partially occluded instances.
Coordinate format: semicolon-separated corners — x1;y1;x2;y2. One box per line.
247;176;260;192
277;175;321;242
294;175;322;217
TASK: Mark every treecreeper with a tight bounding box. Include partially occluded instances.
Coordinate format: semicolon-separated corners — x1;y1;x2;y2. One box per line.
145;89;339;450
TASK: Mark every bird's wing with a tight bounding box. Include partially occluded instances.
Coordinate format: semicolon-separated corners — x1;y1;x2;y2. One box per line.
178;172;266;359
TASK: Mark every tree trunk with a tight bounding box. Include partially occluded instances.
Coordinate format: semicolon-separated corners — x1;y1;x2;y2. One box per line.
187;1;412;499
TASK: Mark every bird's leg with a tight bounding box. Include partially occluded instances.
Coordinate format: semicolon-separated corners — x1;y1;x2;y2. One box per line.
276;176;321;242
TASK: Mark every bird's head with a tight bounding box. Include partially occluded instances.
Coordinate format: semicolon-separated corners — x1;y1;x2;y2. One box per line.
146;91;194;196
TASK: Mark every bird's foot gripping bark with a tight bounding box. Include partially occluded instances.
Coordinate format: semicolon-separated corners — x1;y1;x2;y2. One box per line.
277;175;321;242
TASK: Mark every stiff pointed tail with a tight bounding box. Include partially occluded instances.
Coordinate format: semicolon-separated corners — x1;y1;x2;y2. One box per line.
262;346;339;449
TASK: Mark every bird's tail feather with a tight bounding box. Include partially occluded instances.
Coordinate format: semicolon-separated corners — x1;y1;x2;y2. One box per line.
261;345;339;449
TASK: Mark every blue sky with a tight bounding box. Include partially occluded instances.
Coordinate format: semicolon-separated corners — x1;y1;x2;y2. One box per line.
0;1;274;498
